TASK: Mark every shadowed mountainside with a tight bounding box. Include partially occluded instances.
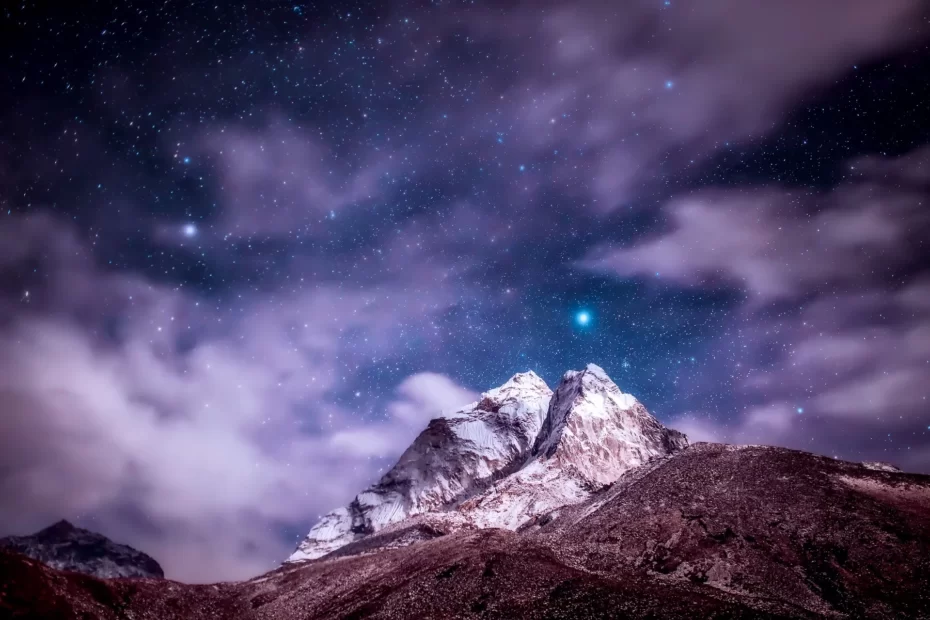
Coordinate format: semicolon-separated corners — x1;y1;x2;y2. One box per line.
0;520;163;580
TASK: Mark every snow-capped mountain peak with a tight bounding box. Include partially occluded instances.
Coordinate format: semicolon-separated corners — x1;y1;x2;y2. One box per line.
449;364;688;530
532;363;687;486
289;364;688;562
287;371;552;562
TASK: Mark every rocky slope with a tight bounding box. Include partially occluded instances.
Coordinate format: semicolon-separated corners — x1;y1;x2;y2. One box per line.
534;443;930;618
3;444;928;619
0;519;163;579
289;371;553;561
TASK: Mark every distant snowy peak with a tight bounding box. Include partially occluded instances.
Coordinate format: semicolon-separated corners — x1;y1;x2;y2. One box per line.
288;371;552;562
0;520;163;579
533;363;688;486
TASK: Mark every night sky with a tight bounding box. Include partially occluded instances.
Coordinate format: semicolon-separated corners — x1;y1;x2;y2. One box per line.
2;0;930;582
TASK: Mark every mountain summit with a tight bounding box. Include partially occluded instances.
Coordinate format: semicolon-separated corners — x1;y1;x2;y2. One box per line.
290;364;688;560
532;363;688;485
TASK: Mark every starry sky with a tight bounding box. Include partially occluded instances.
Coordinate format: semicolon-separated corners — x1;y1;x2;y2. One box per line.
2;0;930;583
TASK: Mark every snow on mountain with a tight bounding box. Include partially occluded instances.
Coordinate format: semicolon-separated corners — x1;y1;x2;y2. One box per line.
0;520;164;579
533;363;688;485
288;371;552;562
453;363;688;529
288;364;689;562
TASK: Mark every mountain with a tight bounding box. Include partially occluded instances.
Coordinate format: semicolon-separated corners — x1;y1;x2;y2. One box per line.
3;364;928;618
3;444;928;618
451;364;688;530
0;519;163;579
290;364;688;560
288;370;553;561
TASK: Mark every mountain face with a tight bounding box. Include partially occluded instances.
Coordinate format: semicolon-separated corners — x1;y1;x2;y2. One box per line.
288;371;553;562
290;364;688;559
0;520;163;579
532;364;688;485
4;444;929;619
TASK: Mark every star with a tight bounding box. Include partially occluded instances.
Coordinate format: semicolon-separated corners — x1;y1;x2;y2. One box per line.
575;310;591;327
182;223;197;238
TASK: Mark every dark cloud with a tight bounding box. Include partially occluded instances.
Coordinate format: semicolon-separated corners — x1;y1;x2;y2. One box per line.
199;120;400;236
588;148;930;466
426;0;926;210
582;148;930;301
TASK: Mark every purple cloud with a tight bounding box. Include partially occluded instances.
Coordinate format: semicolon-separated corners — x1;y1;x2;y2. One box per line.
582;148;930;301
0;211;478;582
196;120;400;236
625;149;930;469
433;0;926;210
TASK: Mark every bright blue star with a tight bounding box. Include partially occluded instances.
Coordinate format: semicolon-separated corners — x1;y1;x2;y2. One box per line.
519;164;526;172
796;407;804;414
575;311;591;327
665;80;674;89
182;156;191;164
182;223;197;237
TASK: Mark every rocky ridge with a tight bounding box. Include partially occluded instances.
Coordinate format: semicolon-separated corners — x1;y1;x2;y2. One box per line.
0;519;163;579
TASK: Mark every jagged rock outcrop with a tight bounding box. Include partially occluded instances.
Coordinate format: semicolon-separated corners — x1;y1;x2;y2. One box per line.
862;461;901;472
288;371;552;561
0;520;163;579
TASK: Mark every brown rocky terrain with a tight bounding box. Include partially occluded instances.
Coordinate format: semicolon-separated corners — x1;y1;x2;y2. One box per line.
2;443;928;619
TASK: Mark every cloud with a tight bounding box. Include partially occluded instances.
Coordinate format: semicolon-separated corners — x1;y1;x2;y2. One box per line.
581;148;930;301
162;0;927;243
0;211;476;582
673;404;798;447
642;149;930;471
388;372;478;425
198;120;399;236
433;0;926;210
329;373;477;458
